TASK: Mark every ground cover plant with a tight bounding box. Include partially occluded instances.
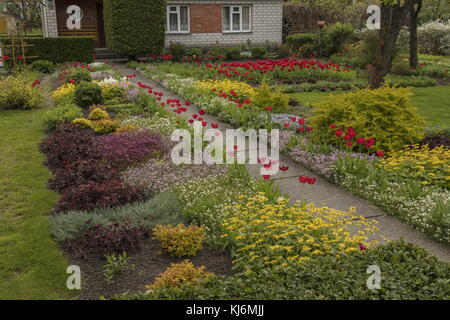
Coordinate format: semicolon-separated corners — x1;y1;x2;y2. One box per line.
136;241;450;300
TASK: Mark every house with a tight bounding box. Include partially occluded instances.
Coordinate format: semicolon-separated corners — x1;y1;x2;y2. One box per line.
41;0;283;48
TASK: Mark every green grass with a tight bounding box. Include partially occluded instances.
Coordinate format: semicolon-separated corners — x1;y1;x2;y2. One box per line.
0;109;75;299
288;86;450;127
409;86;450;127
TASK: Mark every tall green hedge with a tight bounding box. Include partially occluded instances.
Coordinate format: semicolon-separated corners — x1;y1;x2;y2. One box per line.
103;0;166;57
0;37;95;63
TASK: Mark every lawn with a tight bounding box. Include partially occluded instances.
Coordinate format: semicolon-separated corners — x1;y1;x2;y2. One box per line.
0;109;74;299
289;86;450;127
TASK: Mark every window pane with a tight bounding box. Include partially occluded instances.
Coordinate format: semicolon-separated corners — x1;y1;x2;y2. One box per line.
169;13;178;31
242;6;250;30
180;6;188;31
232;13;240;31
223;7;230;31
169;6;177;12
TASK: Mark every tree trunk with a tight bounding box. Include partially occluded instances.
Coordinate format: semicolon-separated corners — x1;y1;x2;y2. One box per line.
409;0;422;68
369;0;420;89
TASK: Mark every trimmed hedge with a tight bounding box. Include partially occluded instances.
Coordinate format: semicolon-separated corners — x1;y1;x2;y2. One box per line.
0;37;94;63
103;0;165;57
286;33;317;51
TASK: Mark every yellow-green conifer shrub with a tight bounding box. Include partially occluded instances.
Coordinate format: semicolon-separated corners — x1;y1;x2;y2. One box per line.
89;107;109;120
145;260;214;291
310;87;426;152
153;224;205;257
251;83;289;113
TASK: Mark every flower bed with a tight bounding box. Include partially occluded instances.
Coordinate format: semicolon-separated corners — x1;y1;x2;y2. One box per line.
35;59;450;300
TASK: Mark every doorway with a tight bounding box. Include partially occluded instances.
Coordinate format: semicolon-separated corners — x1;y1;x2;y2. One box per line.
96;2;106;48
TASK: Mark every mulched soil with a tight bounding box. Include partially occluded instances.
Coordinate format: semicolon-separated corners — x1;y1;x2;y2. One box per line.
66;238;233;300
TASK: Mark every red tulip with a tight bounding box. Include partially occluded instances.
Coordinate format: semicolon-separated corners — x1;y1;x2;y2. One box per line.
298;118;305;125
280;166;289;172
329;124;337;129
356;137;365;144
202;121;207;127
335;129;343;137
262;175;271;180
376;150;385;157
359;243;367;251
185;101;191;106
192;114;198;119
199;110;205;115
343;135;352;141
346;141;353;147
265;106;273;111
211;123;219;129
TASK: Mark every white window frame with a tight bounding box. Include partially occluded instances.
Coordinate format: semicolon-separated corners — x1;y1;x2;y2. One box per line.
223;5;252;33
166;5;190;34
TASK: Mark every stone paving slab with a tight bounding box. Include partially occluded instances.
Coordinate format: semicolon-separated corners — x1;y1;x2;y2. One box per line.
113;62;450;262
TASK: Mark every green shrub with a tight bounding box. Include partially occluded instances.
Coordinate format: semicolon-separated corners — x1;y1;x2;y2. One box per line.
252;83;289;113
50;191;184;242
310;87;426;152
168;42;187;61
277;43;291;58
102;85;127;104
30;60;56;74
224;47;241;60
251;46;267;59
322;23;355;57
43;104;82;131
355;30;379;67
297;43;316;58
286;33;317;51
74;81;104;108
0;37;94;63
68;67;92;84
189;48;202;58
103;0;165;57
139;241;450;300
0;76;43;110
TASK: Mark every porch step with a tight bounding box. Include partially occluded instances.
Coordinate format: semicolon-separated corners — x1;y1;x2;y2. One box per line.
94;48;128;61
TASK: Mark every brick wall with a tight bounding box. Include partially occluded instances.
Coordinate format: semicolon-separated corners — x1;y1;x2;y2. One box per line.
166;0;283;47
190;4;222;34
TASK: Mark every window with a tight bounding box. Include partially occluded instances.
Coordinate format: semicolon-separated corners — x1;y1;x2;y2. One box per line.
167;5;189;33
223;5;251;32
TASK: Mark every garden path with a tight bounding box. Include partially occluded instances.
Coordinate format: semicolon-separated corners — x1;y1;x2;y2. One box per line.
113;62;450;262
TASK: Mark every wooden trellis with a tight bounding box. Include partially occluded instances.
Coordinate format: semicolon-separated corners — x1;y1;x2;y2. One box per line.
0;37;37;69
